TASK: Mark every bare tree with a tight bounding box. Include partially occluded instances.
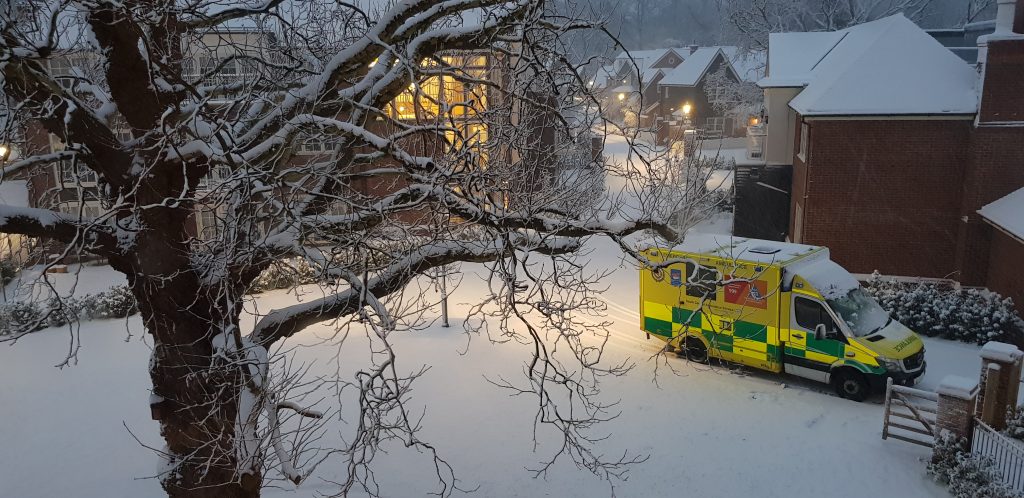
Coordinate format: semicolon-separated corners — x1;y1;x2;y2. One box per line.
720;0;933;50
0;1;723;497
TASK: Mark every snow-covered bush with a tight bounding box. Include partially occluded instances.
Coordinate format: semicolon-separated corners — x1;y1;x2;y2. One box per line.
1006;406;1024;442
91;285;138;318
0;301;46;336
863;272;1024;345
0;258;17;286
250;258;321;293
929;432;1021;498
0;286;139;335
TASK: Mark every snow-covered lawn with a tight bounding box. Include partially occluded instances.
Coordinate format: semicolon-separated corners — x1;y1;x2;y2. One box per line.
0;235;977;498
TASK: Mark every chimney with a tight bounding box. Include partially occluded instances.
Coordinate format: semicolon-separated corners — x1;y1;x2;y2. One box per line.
688;45;699;55
1017;0;1024;34
994;0;1018;34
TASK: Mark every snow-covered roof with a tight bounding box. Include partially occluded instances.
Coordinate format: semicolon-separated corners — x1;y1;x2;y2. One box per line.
659;46;763;87
0;180;29;208
979;187;1024;241
661;47;723;86
761;14;979;116
759;31;845;87
615;48;684;67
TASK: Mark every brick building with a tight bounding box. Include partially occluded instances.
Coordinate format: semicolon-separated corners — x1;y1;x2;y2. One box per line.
6;30;583;248
745;4;1024;311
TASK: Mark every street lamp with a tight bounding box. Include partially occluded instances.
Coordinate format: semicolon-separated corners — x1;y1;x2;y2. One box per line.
617;93;625;101
682;103;692;116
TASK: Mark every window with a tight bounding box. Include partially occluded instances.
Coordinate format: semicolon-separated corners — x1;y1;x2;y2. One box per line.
197;208;223;240
296;135;340;155
794;296;840;338
49;58;76;90
708;86;732;103
198;165;232;188
59;160;97;184
685;262;718;299
59;202;102;219
705;117;727;133
798;122;809;161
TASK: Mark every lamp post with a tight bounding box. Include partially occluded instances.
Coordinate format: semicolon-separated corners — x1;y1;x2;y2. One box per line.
681;103;693;128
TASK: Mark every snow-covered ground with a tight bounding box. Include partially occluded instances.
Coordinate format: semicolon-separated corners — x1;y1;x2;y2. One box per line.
0;235;980;498
0;131;963;497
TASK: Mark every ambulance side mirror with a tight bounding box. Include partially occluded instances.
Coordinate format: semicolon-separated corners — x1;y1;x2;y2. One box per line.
814;324;827;341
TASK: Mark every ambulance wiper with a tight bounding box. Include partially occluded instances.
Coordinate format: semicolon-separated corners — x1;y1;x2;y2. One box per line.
867;316;893;337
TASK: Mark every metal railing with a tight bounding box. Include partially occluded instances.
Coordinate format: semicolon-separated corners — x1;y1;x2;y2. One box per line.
972;419;1024;492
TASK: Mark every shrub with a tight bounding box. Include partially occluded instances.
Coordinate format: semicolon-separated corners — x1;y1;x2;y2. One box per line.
0;258;17;286
250;258;320;293
0;285;139;336
863;272;1024;345
929;431;1022;498
92;285;138;318
1006;406;1024;442
0;301;46;336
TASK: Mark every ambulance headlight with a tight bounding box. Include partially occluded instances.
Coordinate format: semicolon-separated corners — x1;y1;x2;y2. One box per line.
876;357;902;372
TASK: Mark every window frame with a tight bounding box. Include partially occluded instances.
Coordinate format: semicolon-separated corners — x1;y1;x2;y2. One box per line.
798;122;809;162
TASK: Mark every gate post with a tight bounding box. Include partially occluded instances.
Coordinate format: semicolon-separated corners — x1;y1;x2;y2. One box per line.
977;342;1024;430
936;375;979;446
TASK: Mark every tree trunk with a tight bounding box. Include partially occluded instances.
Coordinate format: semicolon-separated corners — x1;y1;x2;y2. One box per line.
134;275;262;498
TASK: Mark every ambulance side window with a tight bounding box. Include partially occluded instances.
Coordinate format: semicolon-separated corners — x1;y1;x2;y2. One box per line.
794;297;841;339
685;262;717;299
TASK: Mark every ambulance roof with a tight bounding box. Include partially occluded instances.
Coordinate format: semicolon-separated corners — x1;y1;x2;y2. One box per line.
669;234;824;265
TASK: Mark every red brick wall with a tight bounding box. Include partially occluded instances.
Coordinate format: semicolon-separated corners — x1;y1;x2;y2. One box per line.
956;125;1024;285
979;39;1024;124
987;228;1024;313
793;118;973;278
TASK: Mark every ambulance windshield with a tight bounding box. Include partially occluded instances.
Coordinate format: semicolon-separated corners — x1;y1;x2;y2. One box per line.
826;288;891;338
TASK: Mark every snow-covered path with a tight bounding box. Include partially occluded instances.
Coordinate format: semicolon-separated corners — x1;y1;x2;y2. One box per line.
0;236;975;497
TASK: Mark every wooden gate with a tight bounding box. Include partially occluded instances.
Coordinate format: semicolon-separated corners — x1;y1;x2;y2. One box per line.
882;377;938;448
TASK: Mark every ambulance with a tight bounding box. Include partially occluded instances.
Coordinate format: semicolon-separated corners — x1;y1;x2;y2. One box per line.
639;235;926;401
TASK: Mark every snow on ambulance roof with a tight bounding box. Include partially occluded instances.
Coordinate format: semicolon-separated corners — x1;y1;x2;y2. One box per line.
978;186;1024;242
667;234;822;264
761;14;978;116
787;257;860;299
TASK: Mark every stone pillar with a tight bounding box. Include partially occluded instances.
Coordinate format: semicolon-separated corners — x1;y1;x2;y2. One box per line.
937;375;979;445
976;341;1024;430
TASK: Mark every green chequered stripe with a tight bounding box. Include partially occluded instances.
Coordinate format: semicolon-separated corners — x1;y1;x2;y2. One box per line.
702;329;733;353
643;306;702;338
672;307;702;328
644;317;674;337
643;308;781;364
733;320;767;343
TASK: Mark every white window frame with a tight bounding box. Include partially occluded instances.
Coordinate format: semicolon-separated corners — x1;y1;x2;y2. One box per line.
705;116;727;133
59;201;102;220
798;122;809;162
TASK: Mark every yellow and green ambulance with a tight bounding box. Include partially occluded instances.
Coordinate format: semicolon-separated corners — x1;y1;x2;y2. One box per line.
639;235;926;401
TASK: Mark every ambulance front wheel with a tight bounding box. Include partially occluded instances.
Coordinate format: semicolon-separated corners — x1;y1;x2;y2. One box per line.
684;336;708;364
833;369;869;402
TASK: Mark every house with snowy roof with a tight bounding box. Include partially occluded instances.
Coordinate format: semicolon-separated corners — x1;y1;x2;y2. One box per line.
590;48;686;123
654;46;766;139
744;2;1024;312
